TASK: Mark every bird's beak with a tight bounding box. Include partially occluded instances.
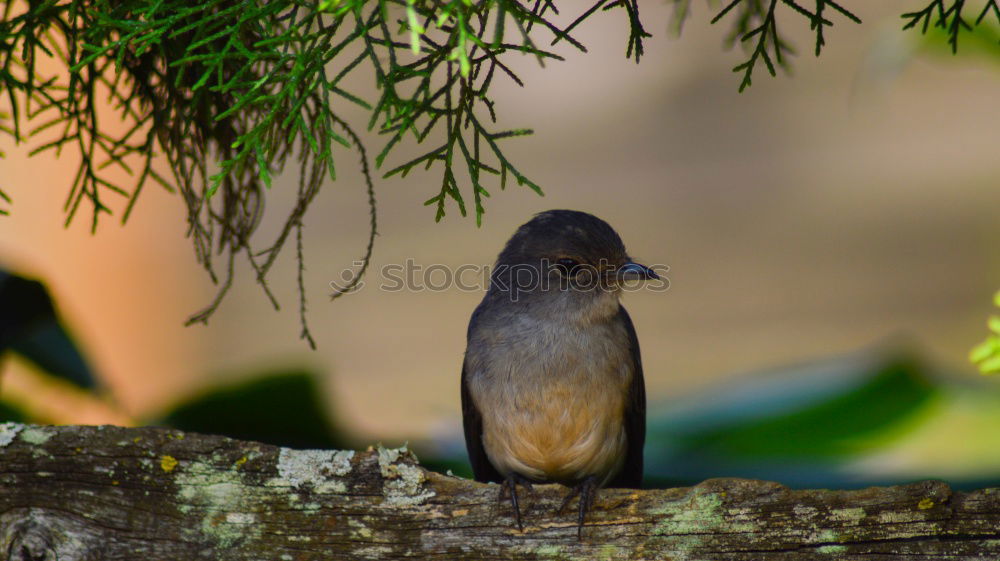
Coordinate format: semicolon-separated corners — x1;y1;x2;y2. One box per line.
616;262;659;281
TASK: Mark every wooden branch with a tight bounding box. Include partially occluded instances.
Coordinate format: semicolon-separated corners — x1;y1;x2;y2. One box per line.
1;423;999;560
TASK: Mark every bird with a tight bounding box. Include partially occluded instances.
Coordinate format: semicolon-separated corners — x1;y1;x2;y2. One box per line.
461;209;656;539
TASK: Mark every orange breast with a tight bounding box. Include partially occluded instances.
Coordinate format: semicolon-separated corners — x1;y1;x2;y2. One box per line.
480;376;628;485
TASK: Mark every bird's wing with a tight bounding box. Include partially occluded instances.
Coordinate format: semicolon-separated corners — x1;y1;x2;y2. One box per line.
461;362;503;483
607;304;646;489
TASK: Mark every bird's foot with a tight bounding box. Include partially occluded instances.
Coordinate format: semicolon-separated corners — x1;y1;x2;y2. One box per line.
557;476;599;541
498;473;535;531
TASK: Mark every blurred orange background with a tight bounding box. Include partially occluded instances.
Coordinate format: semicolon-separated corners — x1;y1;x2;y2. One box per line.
0;2;997;443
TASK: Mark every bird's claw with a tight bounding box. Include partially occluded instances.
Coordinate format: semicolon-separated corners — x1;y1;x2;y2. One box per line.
558;476;599;541
498;473;535;531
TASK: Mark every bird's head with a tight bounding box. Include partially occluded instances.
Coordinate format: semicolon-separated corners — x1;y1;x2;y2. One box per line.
490;210;658;304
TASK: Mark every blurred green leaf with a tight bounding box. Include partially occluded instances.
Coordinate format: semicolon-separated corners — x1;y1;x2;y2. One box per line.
979;354;1000;374
673;359;937;460
160;370;346;449
0;270;97;390
971;291;1000;375
917;20;1000;61
971;338;998;362
642;350;1000;489
0;397;27;422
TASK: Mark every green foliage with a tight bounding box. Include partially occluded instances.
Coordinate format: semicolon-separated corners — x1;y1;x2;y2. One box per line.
919;17;1000;60
0;398;28;423
678;0;1000;92
902;0;1000;54
161;370;347;449
0;270;97;390
672;0;861;92
681;360;938;459
970;291;1000;375
0;186;10;216
0;1;647;344
640;351;1000;489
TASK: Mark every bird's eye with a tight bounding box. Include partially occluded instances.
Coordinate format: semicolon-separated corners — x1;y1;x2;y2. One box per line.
555;258;581;275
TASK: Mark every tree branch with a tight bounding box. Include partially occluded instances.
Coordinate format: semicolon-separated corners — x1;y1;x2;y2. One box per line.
2;424;1000;559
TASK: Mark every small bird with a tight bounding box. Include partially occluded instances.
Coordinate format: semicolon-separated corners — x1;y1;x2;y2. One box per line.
461;209;656;539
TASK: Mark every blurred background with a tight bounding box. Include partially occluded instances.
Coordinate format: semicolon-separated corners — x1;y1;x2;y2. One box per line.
1;1;998;489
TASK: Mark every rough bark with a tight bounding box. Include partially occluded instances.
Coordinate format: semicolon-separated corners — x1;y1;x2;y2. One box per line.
1;423;999;560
